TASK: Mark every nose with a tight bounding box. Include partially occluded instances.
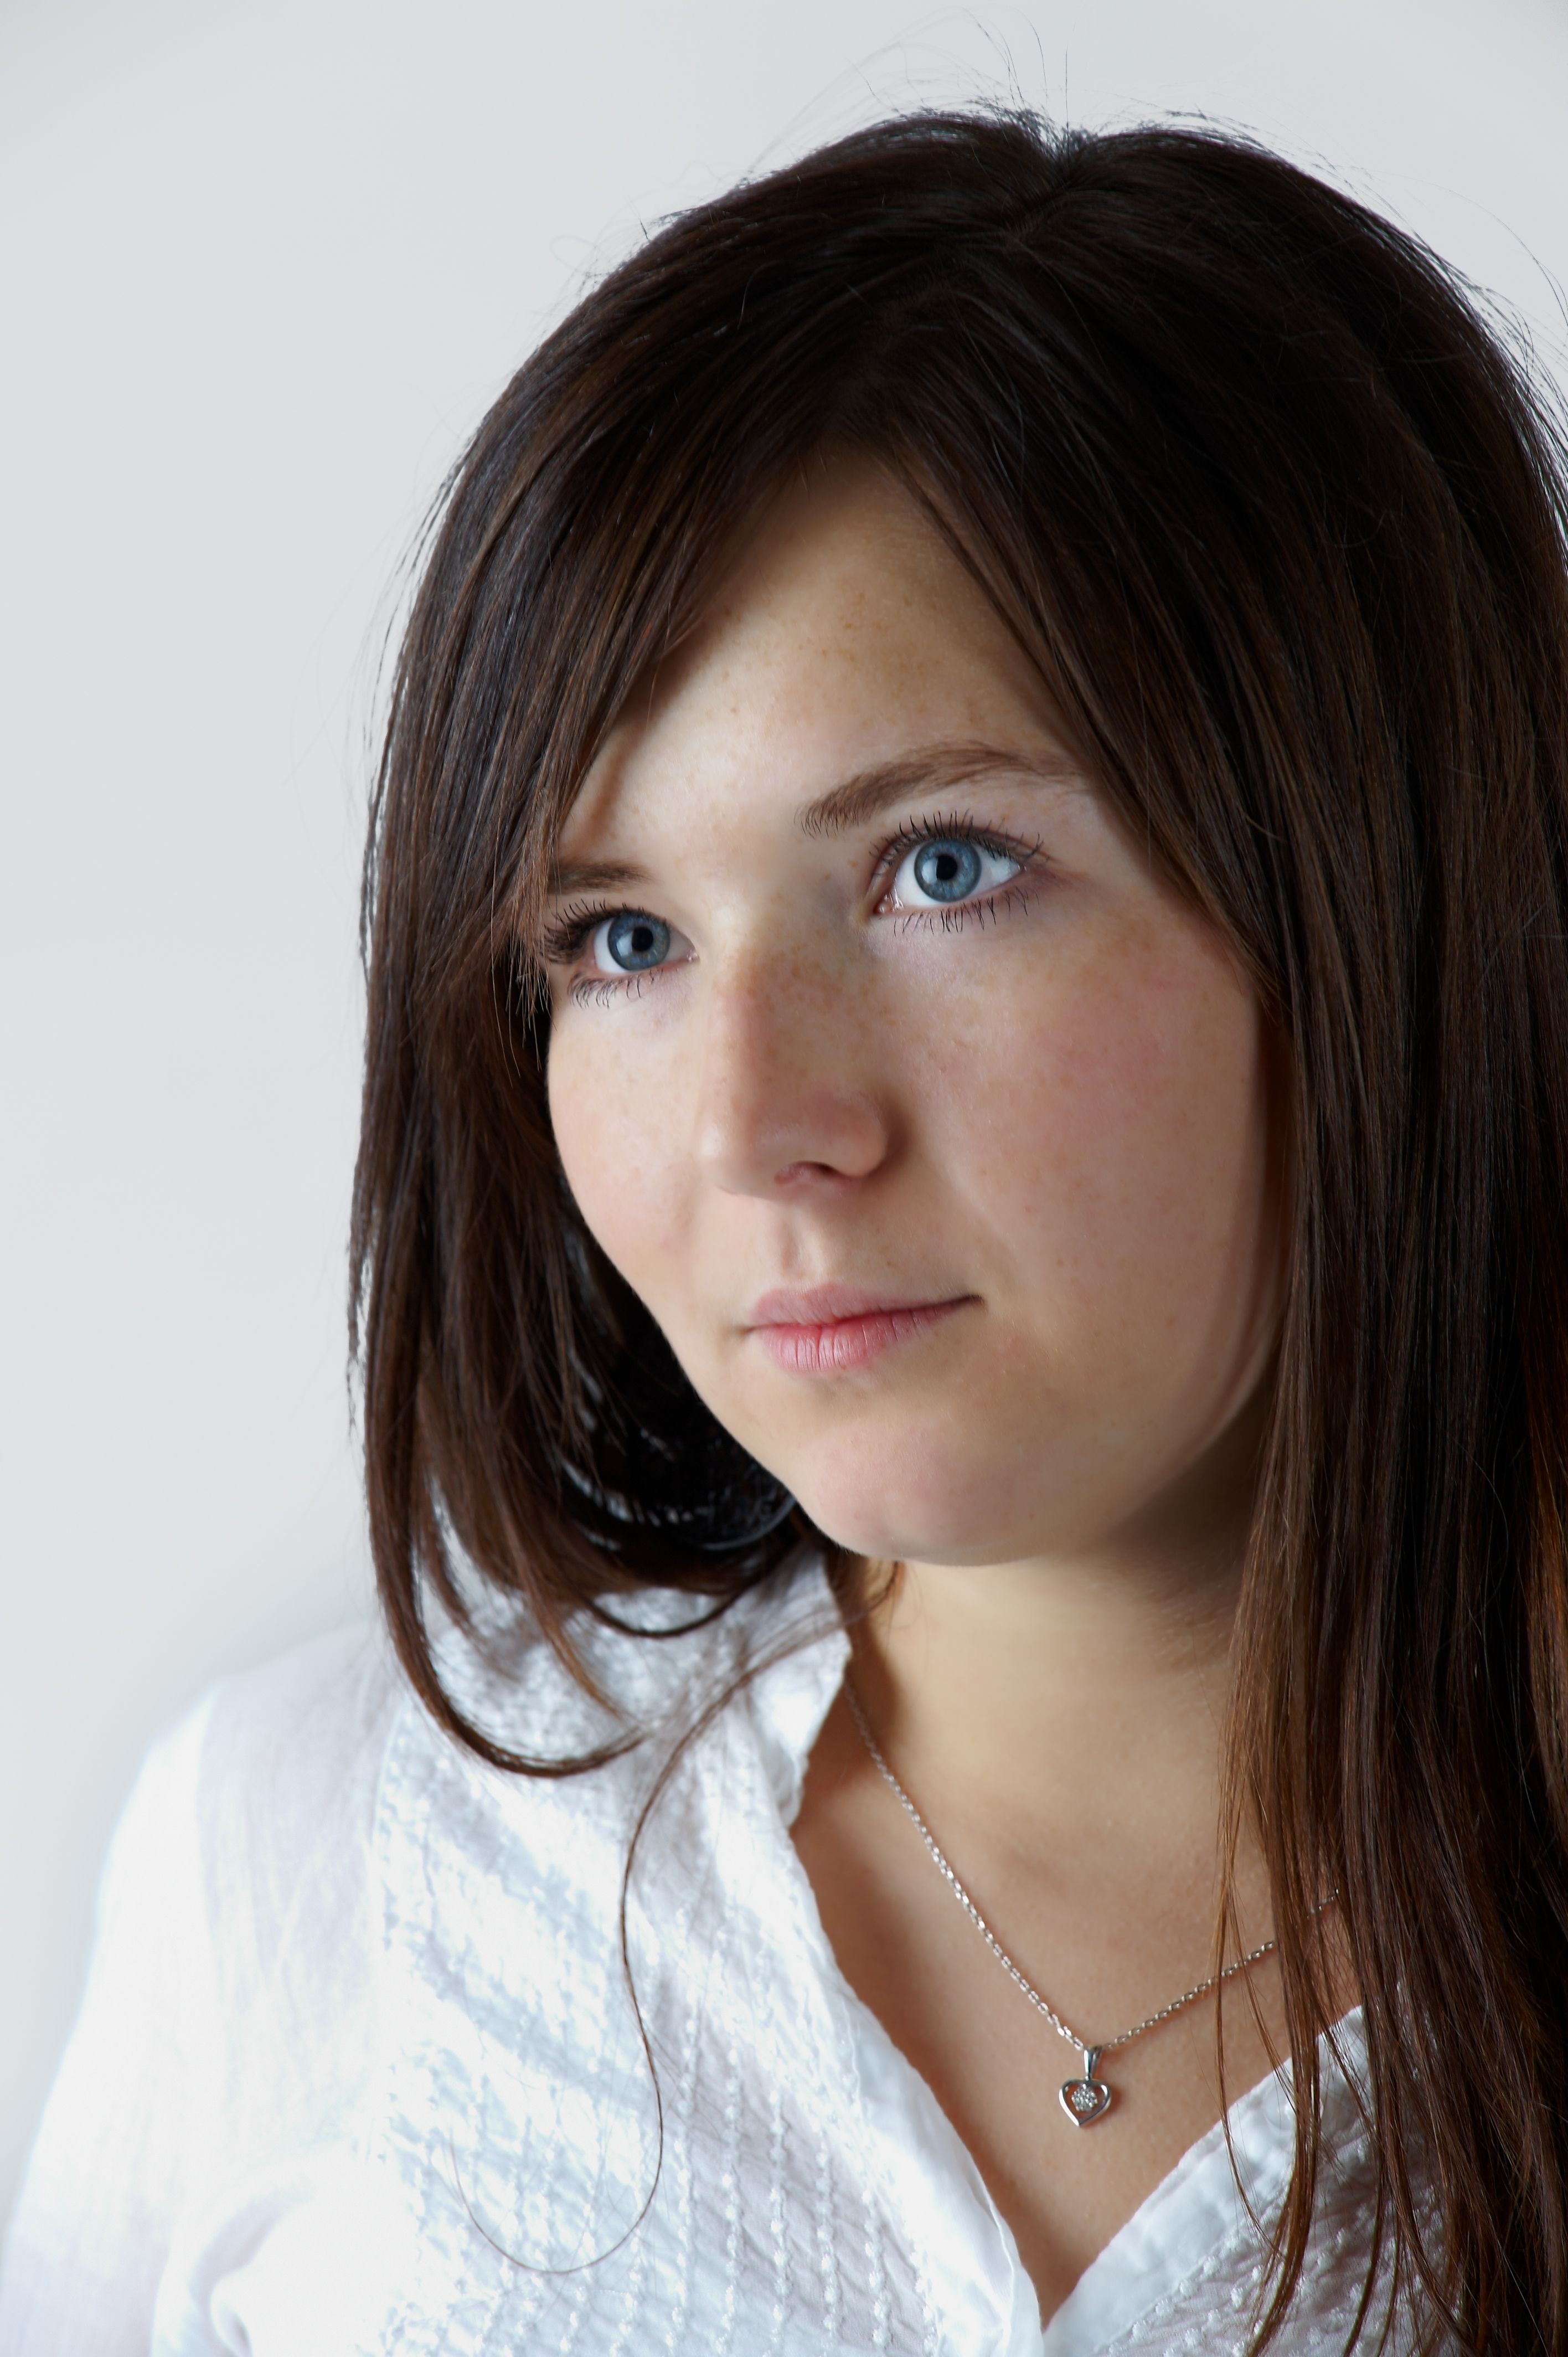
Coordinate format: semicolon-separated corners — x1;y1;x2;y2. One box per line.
693;953;890;1196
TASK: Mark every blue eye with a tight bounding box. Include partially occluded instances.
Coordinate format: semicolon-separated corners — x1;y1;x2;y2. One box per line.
594;912;672;972
913;841;982;901
892;836;1021;910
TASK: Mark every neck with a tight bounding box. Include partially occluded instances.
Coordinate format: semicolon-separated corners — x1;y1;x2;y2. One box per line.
849;1398;1263;1901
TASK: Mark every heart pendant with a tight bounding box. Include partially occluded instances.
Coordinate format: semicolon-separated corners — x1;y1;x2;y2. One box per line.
1059;2048;1112;2127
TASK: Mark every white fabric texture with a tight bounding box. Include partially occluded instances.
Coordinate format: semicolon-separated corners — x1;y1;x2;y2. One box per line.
2;1561;1412;2355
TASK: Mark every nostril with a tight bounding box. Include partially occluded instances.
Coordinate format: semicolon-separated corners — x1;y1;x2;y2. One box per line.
773;1158;854;1187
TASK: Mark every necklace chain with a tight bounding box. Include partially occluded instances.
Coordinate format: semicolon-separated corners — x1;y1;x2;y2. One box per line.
844;1679;1282;2066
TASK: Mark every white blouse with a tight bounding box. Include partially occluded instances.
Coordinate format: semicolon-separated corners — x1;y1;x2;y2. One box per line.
1;1562;1410;2355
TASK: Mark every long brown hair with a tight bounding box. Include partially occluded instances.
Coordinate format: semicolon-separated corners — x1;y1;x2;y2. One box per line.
351;110;1568;2349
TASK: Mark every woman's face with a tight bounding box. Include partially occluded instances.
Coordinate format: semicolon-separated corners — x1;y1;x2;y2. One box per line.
545;460;1283;1573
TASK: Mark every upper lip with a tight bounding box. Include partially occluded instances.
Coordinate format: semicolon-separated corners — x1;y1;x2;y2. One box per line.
746;1283;971;1327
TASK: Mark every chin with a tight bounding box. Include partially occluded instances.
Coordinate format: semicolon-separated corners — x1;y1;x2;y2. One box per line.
781;1452;1027;1569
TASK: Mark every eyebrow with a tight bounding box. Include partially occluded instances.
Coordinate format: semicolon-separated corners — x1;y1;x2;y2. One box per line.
546;857;651;899
797;740;1086;838
545;739;1085;898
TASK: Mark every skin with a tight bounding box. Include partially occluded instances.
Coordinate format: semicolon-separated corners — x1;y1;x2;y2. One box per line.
544;455;1300;2322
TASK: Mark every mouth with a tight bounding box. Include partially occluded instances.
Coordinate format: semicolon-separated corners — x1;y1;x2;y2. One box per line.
745;1284;978;1376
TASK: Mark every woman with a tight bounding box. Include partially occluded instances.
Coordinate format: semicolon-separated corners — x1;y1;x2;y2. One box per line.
6;107;1568;2355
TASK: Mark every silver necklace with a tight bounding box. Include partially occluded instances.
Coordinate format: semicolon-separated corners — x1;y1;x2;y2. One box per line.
845;1680;1283;2129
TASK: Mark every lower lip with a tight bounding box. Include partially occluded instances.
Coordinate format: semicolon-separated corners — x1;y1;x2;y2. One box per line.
750;1299;973;1376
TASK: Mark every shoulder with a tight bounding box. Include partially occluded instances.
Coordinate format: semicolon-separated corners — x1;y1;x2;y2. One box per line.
113;1559;842;1989
190;1618;405;1862
143;1561;842;1903
88;1620;412;2045
106;1623;403;1913
91;1620;400;1924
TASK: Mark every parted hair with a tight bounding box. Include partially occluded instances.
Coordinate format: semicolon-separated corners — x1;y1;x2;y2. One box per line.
351;109;1568;2351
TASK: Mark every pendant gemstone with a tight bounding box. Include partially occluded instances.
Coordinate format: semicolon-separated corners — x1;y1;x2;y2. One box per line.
1059;2065;1112;2126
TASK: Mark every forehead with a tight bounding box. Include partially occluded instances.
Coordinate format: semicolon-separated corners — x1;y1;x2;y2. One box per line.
556;457;1074;858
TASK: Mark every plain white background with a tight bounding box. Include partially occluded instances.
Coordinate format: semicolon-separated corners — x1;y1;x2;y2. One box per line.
3;0;1567;2227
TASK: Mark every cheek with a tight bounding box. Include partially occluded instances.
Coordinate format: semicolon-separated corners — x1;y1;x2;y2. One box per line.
1062;963;1272;1392
919;922;1271;1351
546;1034;684;1290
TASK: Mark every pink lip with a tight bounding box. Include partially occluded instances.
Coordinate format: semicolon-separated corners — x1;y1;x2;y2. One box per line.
746;1285;977;1376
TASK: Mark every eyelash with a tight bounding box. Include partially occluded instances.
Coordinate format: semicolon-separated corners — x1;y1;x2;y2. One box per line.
541;898;622;969
873;810;1041;929
543;811;1043;1006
